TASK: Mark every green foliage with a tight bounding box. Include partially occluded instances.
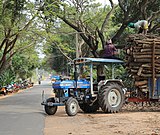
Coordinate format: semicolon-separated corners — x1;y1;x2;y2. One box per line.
39;0;114;72
0;68;15;86
12;50;39;80
39;0;160;88
0;0;26;29
0;0;43;85
39;19;77;73
0;0;158;87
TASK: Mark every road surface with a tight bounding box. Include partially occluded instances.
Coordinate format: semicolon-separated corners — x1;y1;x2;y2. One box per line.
0;80;51;135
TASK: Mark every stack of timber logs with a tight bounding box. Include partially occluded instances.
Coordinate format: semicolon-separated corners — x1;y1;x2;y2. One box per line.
125;34;160;93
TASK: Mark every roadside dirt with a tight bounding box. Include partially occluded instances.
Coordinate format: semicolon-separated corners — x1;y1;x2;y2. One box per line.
0;90;23;99
44;103;160;135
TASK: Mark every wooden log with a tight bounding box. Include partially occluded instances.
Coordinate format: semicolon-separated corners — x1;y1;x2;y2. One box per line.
140;49;160;52
127;46;160;53
155;63;160;67
141;68;160;72
145;38;160;42
156;69;160;73
126;34;160;86
140;73;160;77
139;85;148;88
133;55;152;59
134;59;160;63
141;63;160;69
134;59;151;62
128;68;160;75
137;66;143;76
145;34;160;39
127;62;142;67
135;40;154;45
142;70;152;74
142;44;160;48
135;40;160;45
141;64;151;68
135;80;148;86
133;51;160;55
126;49;132;55
140;48;152;52
130;69;138;73
128;34;146;39
133;55;160;59
156;61;160;64
141;89;149;92
133;76;148;80
126;63;160;69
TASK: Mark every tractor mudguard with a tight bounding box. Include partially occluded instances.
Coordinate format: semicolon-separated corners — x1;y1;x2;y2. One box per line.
98;79;127;94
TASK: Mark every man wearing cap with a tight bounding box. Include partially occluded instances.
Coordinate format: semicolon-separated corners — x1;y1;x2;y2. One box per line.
128;20;148;34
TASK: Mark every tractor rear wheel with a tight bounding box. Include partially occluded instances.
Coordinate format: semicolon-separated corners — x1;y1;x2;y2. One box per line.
98;82;124;113
45;98;57;115
65;97;79;116
79;101;99;113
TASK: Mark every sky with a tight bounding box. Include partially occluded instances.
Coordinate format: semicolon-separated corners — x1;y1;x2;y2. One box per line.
96;0;118;5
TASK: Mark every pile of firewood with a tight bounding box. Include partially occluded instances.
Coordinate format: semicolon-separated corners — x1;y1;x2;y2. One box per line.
125;34;160;92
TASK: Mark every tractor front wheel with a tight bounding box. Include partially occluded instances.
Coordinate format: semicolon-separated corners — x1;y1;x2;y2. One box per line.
44;98;58;115
98;82;124;113
65;97;79;116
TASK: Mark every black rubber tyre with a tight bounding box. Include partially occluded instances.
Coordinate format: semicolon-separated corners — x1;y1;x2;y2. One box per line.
79;100;99;113
44;98;58;115
65;97;79;116
98;82;124;113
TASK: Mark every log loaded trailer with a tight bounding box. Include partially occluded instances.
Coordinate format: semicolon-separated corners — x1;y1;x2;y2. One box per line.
125;34;160;102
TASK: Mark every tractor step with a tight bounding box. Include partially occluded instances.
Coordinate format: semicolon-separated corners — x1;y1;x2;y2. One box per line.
41;101;65;106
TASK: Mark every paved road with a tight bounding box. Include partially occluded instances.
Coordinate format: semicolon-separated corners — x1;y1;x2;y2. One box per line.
0;80;51;135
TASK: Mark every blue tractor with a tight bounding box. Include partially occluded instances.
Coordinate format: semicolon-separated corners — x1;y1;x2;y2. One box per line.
41;58;126;116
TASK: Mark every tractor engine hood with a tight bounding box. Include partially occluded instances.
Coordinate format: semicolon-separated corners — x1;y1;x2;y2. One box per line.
52;79;90;89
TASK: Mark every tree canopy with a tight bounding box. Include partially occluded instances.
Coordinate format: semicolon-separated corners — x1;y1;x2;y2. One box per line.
36;0;159;73
38;0;160;57
0;0;160;83
0;0;42;84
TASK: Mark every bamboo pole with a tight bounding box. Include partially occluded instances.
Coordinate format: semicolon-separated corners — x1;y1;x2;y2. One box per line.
152;40;155;98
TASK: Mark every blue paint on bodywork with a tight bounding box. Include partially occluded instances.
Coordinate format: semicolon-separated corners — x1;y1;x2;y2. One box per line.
52;79;90;89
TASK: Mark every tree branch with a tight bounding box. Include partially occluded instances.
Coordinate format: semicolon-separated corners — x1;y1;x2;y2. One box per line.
148;10;160;22
58;15;99;57
101;0;117;32
118;0;126;13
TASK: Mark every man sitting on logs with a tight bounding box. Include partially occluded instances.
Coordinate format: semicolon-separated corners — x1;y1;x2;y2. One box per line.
128;20;148;34
102;39;121;60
